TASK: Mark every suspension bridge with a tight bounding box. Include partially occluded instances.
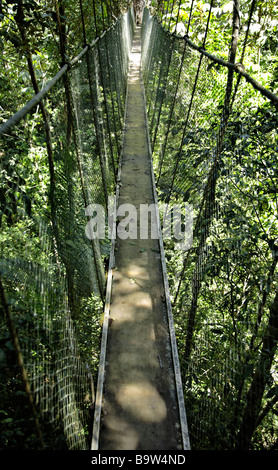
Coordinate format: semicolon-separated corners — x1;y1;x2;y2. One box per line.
92;25;188;451
1;1;277;451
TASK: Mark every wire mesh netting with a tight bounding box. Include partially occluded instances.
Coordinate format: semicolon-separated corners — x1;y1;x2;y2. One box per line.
0;8;135;450
1;0;278;452
141;7;278;450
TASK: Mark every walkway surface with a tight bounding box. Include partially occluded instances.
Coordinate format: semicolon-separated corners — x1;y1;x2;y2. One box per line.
97;27;184;451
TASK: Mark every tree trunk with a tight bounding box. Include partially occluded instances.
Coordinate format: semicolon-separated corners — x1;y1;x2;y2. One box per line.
15;0;58;241
0;276;45;448
237;291;278;449
182;0;240;367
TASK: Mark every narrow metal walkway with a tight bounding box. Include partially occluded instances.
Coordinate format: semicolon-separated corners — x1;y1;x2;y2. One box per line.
92;27;190;451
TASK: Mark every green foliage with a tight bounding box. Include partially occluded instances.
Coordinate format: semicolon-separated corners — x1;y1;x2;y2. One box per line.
0;0;135;449
1;0;278;451
154;0;278;93
143;4;278;450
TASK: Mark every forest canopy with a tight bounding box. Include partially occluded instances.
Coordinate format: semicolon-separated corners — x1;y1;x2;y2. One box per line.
142;0;278;450
0;0;278;451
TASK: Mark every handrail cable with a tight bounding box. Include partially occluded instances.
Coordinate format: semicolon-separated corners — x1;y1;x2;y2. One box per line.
0;10;126;139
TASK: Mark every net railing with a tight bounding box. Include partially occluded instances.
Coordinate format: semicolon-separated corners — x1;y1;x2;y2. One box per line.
141;7;278;450
0;8;135;450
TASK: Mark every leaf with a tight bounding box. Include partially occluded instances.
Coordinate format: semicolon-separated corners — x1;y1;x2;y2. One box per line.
1;418;13;424
129;277;136;284
266;385;278;399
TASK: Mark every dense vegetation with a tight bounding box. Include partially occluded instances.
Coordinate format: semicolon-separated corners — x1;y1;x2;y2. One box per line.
1;0;278;451
143;0;278;450
0;0;130;449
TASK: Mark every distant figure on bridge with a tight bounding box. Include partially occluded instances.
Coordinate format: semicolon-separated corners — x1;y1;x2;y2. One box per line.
133;0;144;25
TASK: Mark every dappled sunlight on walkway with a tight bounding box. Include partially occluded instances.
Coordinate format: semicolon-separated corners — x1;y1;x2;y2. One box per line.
97;27;183;451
